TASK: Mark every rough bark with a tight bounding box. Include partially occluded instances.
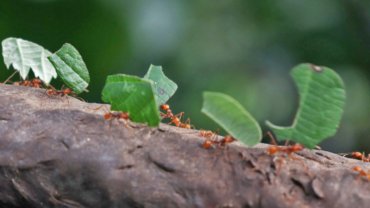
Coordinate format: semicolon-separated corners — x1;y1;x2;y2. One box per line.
0;84;369;208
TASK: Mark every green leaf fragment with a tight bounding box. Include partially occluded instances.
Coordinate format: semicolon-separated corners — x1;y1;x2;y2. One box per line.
101;74;160;127
48;43;90;94
2;37;57;84
201;92;262;147
266;63;346;149
143;64;178;105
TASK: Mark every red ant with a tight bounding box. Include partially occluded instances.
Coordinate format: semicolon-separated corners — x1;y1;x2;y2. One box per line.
339;151;370;162
199;130;217;149
160;104;174;118
267;143;304;156
2;71;45;89
201;134;236;149
13;78;44;88
92;105;130;123
199;130;215;138
266;131;304;156
350;152;370;162
219;135;236;146
202;139;216;149
160;104;192;129
104;111;130;121
46;87;74;97
352;166;370;180
265;131;306;175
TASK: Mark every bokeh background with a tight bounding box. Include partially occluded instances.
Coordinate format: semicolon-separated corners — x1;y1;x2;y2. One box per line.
1;0;370;153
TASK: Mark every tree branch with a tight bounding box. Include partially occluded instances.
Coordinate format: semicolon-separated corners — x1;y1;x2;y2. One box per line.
0;84;369;208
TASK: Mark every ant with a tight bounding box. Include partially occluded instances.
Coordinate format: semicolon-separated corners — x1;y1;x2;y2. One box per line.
13;78;44;88
352;166;370;180
199;130;217;149
199;130;215;138
339;151;370;162
265;131;306;175
266;131;304;156
160;104;174;118
350;152;370;162
92;105;130;123
201;134;236;149
104;111;130;121
219;135;236;146
160;104;193;129
46;87;74;97
267;143;304;156
2;71;45;89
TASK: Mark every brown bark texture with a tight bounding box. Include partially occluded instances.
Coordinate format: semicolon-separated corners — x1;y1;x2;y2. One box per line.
0;84;369;208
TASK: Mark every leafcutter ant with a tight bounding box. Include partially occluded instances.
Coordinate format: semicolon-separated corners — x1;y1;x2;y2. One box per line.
93;105;130;126
160;104;193;129
46;87;74;97
201;133;237;149
352;166;370;180
266;131;304;156
160;104;173;118
199;130;217;149
265;131;305;174
199;130;215;138
219;135;237;147
2;71;46;89
104;111;130;121
13;78;44;88
339;151;370;162
350;152;370;162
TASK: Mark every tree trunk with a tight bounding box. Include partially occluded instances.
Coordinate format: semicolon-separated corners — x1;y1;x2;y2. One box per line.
0;84;369;208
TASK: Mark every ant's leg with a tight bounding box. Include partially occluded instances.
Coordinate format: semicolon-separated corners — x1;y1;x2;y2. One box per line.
74;95;86;102
160;112;170;119
174;112;184;121
273;156;286;175
267;131;278;145
93;105;105;111
65;96;70;106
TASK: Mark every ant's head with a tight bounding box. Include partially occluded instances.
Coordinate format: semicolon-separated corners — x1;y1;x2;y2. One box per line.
104;113;112;120
161;104;170;111
202;140;213;149
267;146;279;155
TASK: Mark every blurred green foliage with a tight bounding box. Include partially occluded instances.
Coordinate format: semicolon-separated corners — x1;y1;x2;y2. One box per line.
1;0;370;152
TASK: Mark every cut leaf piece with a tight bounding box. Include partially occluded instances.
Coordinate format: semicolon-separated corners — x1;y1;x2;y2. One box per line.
143;64;178;105
201;92;262;147
2;37;57;84
266;63;346;149
48;43;90;94
101;74;160;127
